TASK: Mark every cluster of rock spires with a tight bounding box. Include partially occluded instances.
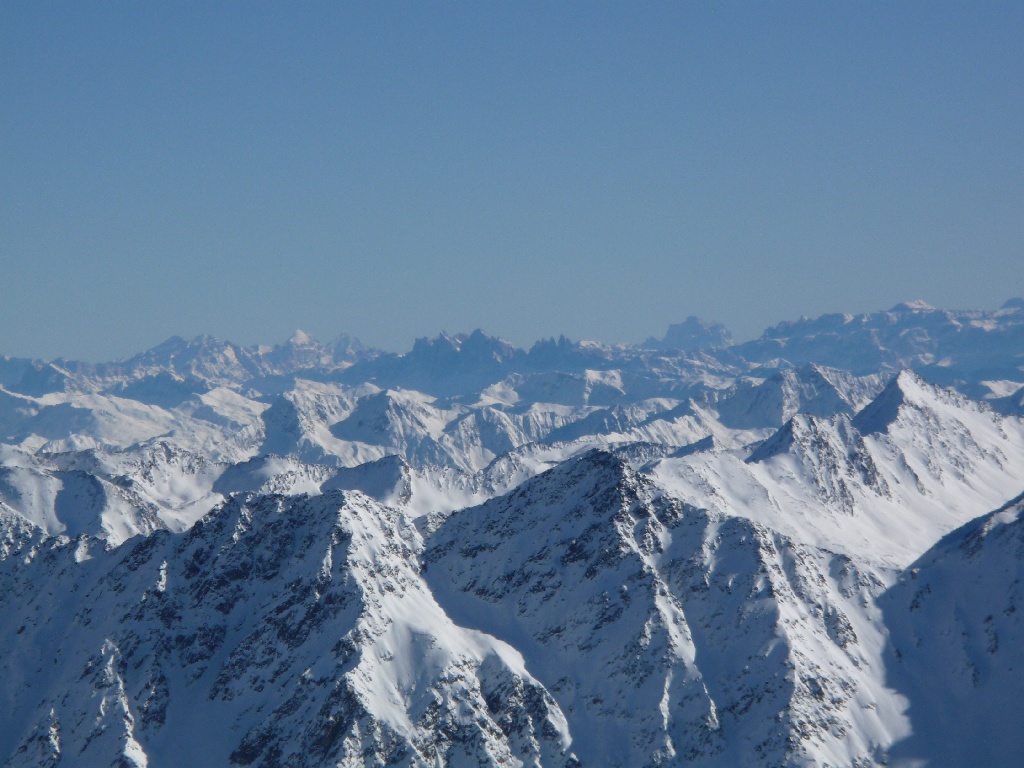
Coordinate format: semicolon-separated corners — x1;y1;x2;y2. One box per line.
0;300;1023;766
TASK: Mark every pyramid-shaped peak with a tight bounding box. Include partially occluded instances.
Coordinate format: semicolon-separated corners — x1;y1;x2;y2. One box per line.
890;369;950;402
503;448;636;506
460;328;513;348
288;329;316;345
851;370;939;434
746;414;806;463
410;332;462;355
851;373;908;434
150;335;188;352
889;299;935;313
747;412;862;464
574;446;631;474
430;447;648;568
772;363;831;386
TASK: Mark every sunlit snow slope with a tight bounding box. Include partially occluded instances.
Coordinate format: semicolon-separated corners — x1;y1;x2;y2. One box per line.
0;300;1023;766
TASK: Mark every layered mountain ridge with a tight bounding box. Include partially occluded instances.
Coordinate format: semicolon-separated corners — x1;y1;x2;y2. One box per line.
0;300;1023;766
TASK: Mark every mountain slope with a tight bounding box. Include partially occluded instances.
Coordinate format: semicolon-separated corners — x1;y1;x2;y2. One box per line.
0;491;577;768
426;451;905;768
732;299;1024;384
881;491;1024;768
652;372;1024;568
0;302;1022;767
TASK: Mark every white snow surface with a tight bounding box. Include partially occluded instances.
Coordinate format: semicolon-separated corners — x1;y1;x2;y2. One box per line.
1;307;1024;766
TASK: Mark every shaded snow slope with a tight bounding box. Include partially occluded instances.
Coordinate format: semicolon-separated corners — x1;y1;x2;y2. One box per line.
881;491;1024;768
0;303;1022;766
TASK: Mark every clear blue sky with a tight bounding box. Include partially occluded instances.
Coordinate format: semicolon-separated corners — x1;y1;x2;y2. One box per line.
2;2;1022;360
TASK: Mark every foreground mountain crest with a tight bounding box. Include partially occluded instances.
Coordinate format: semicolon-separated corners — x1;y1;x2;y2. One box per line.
0;300;1023;766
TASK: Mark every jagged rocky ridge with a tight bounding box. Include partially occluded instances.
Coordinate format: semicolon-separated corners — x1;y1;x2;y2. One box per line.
0;300;1023;766
0;492;576;768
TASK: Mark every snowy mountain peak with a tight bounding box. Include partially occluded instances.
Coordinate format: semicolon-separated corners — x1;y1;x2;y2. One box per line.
426;451;726;767
889;299;935;313
712;362;875;430
850;373;911;435
288;329;314;345
747;412;830;463
0;490;579;767
428;442;918;767
2;300;1024;767
851;369;968;435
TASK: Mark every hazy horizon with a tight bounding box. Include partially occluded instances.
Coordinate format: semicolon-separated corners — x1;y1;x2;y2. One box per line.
3;3;1022;360
3;294;1022;365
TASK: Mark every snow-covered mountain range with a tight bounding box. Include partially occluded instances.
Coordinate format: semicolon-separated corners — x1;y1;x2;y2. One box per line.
1;299;1023;766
